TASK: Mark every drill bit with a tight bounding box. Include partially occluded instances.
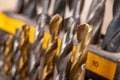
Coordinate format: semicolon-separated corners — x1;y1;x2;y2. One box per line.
86;0;106;44
67;0;84;12
16;0;24;13
18;25;30;80
29;33;44;80
63;0;84;32
55;22;76;80
72;0;84;24
102;0;120;52
12;25;30;80
29;0;49;77
69;24;93;80
35;14;47;40
67;0;74;11
63;17;75;32
3;35;13;76
0;31;7;71
36;0;50;15
104;28;120;52
0;30;8;54
102;12;120;51
53;0;67;17
23;0;37;18
36;0;50;24
113;0;120;17
39;14;62;80
11;28;22;79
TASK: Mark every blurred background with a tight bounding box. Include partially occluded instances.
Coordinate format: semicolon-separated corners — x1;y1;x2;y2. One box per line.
0;0;113;34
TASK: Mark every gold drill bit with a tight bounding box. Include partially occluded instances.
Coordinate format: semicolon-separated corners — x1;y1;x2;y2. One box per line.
18;25;30;80
3;35;13;76
40;14;62;80
70;24;93;80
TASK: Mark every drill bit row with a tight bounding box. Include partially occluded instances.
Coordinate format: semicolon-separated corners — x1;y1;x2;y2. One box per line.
0;14;93;80
16;0;105;45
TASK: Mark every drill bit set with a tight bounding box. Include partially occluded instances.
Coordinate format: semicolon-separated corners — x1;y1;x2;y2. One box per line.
0;13;93;80
0;0;120;80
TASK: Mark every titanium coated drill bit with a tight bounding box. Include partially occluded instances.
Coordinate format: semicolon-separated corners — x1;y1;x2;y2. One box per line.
69;24;93;80
39;14;62;80
12;25;30;80
86;0;106;44
3;35;13;76
18;25;30;80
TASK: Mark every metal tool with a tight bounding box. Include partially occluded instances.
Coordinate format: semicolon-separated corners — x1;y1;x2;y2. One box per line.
11;28;22;80
72;0;84;24
113;0;120;17
23;0;37;18
55;22;76;80
0;31;8;71
0;30;9;54
38;14;62;80
102;12;120;52
105;28;120;52
67;0;84;13
18;25;30;80
35;14;47;40
63;0;84;32
86;0;106;44
69;24;93;80
101;0;120;52
28;0;50;78
67;0;74;11
53;0;67;17
16;0;24;13
29;14;47;80
36;0;50;15
3;35;13;76
63;17;75;32
12;25;30;80
35;0;50;33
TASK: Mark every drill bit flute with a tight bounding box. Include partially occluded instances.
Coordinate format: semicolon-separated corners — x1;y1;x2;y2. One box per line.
39;14;62;80
70;24;93;80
